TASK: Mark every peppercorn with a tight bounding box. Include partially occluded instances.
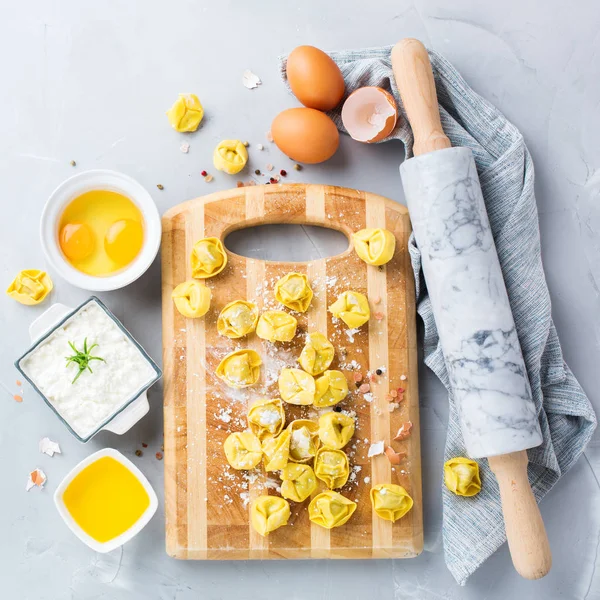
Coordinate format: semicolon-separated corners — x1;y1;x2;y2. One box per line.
69;160;76;167
201;170;207;177
376;369;382;376
142;442;148;448
333;406;342;412
280;169;287;176
156;452;163;460
255;169;261;175
355;381;362;387
135;449;143;457
156;184;164;190
270;177;276;183
293;163;302;171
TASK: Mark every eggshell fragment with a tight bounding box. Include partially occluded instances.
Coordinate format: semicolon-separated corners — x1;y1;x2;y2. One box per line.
341;87;398;143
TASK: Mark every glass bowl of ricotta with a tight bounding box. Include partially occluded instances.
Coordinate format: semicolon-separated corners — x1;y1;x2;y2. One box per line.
15;297;161;442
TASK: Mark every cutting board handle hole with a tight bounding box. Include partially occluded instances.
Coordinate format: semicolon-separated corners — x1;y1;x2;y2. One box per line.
224;224;350;263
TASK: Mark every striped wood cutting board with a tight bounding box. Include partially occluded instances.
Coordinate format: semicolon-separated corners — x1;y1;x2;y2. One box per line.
161;183;422;559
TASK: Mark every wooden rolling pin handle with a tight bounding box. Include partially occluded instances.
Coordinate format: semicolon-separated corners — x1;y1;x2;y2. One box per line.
488;451;552;579
391;38;451;156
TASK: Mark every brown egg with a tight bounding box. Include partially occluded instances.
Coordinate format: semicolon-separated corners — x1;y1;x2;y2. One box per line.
272;108;339;164
287;46;345;111
341;87;398;143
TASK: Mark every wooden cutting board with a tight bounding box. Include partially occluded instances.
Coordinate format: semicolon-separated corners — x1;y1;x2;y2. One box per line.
161;183;422;559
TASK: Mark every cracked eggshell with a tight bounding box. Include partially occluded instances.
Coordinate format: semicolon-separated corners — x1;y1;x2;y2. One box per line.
341;87;398;143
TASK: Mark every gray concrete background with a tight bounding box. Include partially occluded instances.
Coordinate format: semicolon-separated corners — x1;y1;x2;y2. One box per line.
1;1;599;599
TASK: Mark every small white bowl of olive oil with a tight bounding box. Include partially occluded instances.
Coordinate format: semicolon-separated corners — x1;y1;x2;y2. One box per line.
41;170;161;291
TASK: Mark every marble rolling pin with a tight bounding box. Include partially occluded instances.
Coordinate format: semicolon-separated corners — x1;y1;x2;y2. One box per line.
391;39;551;580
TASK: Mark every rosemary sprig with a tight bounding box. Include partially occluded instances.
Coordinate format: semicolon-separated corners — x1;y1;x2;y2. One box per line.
65;338;105;384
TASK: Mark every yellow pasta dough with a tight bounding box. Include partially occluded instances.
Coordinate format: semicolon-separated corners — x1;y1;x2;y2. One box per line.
274;272;313;313
280;463;318;503
251;495;291;536
353;228;396;266
262;429;292;472
223;430;262;470
308;491;357;529
171;280;211;318
314;447;349;489
217;300;259;338
216;349;261;388
248;398;285;441
166;93;204;132
328;291;370;329
191;237;227;279
314;370;349;408
370;483;413;522
298;332;335;376
287;419;320;463
318;412;355;450
278;368;315;406
256;310;298;342
444;457;482;497
213;140;248;175
6;270;53;305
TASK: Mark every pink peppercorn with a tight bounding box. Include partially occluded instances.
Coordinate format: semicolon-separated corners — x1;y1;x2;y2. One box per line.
280;169;287;176
201;170;207;176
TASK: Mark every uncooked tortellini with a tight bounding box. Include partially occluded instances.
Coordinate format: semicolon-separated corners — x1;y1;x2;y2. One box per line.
262;429;291;472
287;419;320;463
298;332;335;376
353;228;396;266
213;139;248;175
217;300;258;338
6;270;53;305
370;484;413;522
166;93;204;132
314;370;348;408
216;349;261;388
248;398;285;441
172;280;211;318
308;491;356;529
444;457;481;497
256;311;298;342
191;237;227;279
274;272;313;313
224;430;262;470
314;447;350;489
251;495;291;536
278;368;315;406
280;463;318;503
318;412;355;450
328;291;370;329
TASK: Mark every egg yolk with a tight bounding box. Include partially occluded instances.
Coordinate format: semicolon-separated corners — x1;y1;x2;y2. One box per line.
60;223;95;261
104;219;144;268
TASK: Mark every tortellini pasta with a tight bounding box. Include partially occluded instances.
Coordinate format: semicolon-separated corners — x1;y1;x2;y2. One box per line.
278;368;315;406
274;272;313;313
280;463;318;503
370;484;413;522
328;291;370;329
314;370;348;408
171;280;211;318
191;237;227;279
251;495;291;536
318;412;355;450
256;310;298;342
298;332;335;376
213;139;249;175
224;430;262;470
353;228;396;266
287;419;320;463
444;457;482;497
217;300;258;338
166;93;204;132
248;398;285;441
308;491;357;529
6;270;53;305
262;429;291;472
216;349;261;388
313;447;350;489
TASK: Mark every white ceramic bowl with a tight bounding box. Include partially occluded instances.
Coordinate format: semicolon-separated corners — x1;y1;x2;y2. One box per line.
41;169;161;291
54;448;158;553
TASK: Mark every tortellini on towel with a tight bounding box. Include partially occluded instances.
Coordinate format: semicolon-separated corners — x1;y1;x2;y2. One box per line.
444;457;481;497
298;332;335;376
314;447;349;489
217;300;258;338
314;370;348;407
280;463;318;503
6;270;53;305
191;237;227;279
370;483;413;522
256;310;298;342
171;280;211;318
278;368;315;405
216;349;261;388
328;291;370;329
224;430;262;470
248;398;285;441
274;272;313;313
352;228;396;266
287;419;320;463
318;412;355;450
262;429;291;472
308;491;356;529
251;495;291;536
